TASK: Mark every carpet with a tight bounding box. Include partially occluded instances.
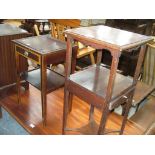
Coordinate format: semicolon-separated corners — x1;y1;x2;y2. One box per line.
0;108;29;135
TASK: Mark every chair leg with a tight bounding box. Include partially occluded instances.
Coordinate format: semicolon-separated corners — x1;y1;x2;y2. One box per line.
120;93;133;135
89;53;95;65
62;89;70;134
89;105;95;121
50;64;56;70
98;106;110;135
0;105;2;118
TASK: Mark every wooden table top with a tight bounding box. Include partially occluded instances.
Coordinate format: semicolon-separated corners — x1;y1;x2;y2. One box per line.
0;24;27;36
13;34;67;55
65;25;153;51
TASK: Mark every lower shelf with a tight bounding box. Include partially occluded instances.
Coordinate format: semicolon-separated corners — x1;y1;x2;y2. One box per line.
21;68;65;93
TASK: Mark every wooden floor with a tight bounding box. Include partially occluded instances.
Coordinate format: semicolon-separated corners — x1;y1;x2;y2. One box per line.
0;85;144;135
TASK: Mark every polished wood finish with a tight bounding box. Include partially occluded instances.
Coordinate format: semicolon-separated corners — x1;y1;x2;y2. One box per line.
69;65;133;101
0;24;30;88
0;85;144;135
13;34;77;125
63;25;153;135
49;19;80;41
49;19;81;28
65;25;152;51
21;68;64;93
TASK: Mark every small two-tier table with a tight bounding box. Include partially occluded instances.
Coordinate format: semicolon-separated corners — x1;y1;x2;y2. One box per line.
13;34;77;125
63;25;153;134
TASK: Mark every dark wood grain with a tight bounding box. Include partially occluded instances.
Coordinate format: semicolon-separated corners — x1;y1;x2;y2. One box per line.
0;24;30;88
65;25;153;51
68;65;133;105
21;68;65;93
13;34;77;125
63;25;152;135
13;34;67;55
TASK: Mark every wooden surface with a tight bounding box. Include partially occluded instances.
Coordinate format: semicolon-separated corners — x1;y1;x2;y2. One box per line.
49;19;96;66
0;85;144;135
13;34;67;55
65;25;153;51
13;34;77;125
0;24;30;87
49;19;81;28
63;25;151;134
69;65;133;100
21;68;64;93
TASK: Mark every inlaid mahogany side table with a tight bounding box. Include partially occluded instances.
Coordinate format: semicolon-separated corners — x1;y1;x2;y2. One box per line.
13;34;77;125
63;25;153;135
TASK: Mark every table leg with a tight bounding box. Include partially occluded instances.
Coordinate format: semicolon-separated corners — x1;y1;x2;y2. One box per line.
41;56;47;126
68;46;78;113
98;52;120;134
96;49;102;65
120;91;134;135
133;45;147;84
62;36;73;134
90;52;95;65
89;105;94;121
88;51;103;121
15;52;21;104
68;93;73;113
62;88;70;134
89;50;102;121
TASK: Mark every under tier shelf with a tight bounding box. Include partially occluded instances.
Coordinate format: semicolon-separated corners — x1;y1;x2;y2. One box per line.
70;65;133;100
21;68;65;93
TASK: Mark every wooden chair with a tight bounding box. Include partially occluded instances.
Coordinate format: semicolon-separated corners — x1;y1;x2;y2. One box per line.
49;19;96;67
34;24;40;36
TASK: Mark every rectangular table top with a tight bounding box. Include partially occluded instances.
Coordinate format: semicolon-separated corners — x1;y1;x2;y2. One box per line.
13;34;67;55
0;24;27;36
65;25;153;51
